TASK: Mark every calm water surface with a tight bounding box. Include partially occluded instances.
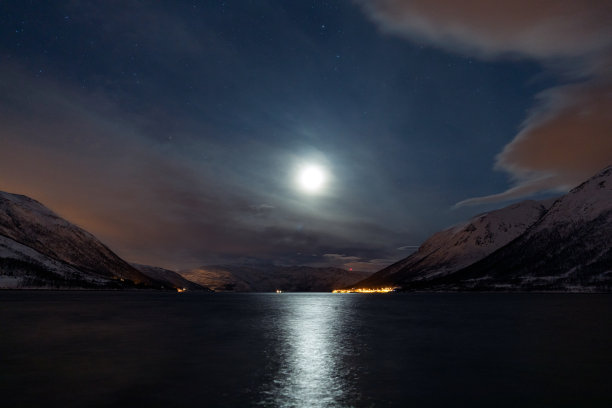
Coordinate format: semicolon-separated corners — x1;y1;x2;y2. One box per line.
1;292;611;407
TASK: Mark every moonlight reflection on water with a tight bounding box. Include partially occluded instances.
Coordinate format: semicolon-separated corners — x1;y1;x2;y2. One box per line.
2;292;611;407
260;294;359;407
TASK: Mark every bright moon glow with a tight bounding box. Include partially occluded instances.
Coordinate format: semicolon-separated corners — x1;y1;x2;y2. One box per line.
298;165;326;193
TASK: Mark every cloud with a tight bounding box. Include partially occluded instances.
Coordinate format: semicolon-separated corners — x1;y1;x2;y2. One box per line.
0;65;409;269
322;253;394;272
357;0;612;59
358;0;612;203
249;203;276;216
344;259;395;273
459;79;612;205
323;253;362;263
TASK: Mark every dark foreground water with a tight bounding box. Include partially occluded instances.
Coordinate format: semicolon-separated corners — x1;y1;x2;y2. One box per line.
1;292;611;407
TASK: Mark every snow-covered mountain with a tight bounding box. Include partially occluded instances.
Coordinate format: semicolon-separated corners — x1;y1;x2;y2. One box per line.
0;191;154;288
353;165;612;292
355;199;552;288
180;265;372;292
0;234;111;288
430;166;612;291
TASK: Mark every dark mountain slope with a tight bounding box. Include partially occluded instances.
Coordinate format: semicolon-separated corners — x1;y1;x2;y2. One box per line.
132;263;211;291
0;191;153;288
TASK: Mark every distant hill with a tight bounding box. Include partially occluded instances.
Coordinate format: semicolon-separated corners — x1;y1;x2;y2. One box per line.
179;265;372;292
132;264;211;291
0;191;160;289
351;166;612;292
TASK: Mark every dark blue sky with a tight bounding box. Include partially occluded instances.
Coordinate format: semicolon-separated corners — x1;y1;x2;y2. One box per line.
1;1;609;271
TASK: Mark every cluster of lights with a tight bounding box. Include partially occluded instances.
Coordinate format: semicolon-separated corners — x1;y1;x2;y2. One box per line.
332;287;397;294
176;288;187;293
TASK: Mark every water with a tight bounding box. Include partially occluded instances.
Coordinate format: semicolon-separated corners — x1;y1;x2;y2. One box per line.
1;292;611;407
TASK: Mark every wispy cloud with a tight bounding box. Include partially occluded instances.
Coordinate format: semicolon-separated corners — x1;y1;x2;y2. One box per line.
358;0;612;204
322;253;394;272
396;245;419;251
0;65;409;269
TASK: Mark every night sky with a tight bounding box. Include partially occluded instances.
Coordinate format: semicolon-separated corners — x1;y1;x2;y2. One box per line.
1;1;611;271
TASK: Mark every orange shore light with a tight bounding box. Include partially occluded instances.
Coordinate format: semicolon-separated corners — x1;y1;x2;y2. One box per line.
332;287;397;294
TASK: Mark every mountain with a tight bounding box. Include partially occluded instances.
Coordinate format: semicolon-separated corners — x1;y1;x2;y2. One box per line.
0;191;154;289
0;234;112;288
355;199;552;288
179;265;372;292
424;166;612;291
352;165;612;292
132;263;211;291
0;191;368;292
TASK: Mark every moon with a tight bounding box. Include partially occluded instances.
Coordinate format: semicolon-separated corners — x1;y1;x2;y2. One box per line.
297;165;326;193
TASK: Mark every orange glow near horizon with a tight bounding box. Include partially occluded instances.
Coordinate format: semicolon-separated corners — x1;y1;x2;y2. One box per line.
332;287;397;294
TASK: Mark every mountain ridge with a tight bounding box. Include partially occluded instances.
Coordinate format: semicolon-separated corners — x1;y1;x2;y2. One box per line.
424;166;612;291
0;191;191;289
355;198;553;288
180;264;372;292
132;263;211;291
352;165;612;292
